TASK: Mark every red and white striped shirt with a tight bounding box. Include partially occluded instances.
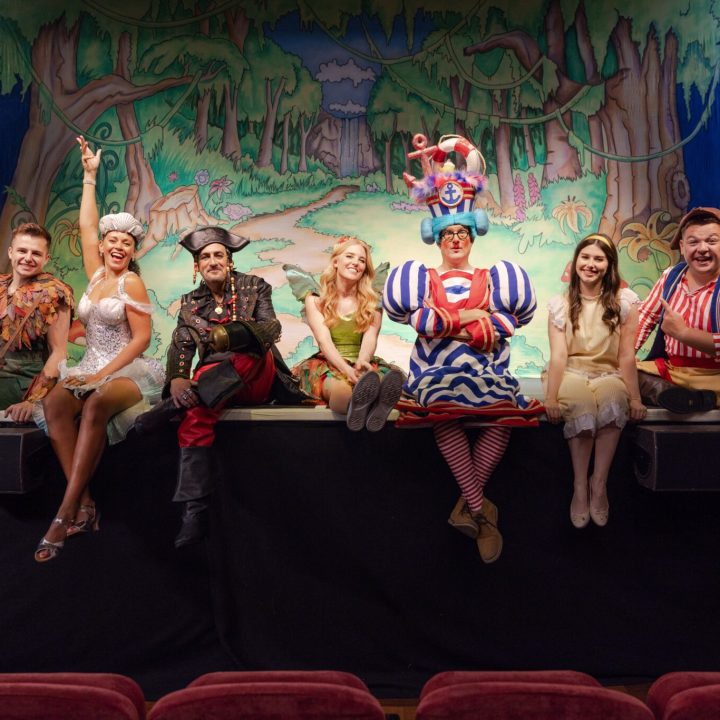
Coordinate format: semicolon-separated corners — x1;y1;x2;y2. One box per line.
635;267;720;363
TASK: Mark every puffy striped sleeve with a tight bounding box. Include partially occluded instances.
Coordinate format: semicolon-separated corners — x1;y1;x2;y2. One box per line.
383;260;459;337
488;261;537;339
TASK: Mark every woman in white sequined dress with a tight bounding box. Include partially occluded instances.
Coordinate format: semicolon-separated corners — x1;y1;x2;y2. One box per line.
34;137;165;562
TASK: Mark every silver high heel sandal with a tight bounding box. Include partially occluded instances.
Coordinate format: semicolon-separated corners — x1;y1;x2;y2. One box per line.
67;504;100;538
34;518;70;563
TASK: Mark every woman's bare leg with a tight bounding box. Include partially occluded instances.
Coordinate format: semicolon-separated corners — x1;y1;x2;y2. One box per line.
568;432;594;517
39;379;141;547
589;424;622;514
43;384;84;484
323;377;353;414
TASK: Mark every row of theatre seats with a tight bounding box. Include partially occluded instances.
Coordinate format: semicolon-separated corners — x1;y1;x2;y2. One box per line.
0;669;718;719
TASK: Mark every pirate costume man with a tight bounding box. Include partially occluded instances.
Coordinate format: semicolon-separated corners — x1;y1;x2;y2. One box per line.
136;226;304;547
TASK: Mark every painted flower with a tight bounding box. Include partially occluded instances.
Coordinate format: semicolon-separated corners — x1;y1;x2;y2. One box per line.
194;169;210;186
168;171;178;182
209;175;233;201
54;218;81;256
527;174;541;206
222;203;252;221
619;211;680;270
552;196;593;236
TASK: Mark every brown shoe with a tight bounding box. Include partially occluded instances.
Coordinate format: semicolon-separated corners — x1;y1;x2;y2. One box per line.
448;496;479;538
473;498;503;563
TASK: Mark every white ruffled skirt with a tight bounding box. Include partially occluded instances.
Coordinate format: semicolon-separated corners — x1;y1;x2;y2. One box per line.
34;356;165;445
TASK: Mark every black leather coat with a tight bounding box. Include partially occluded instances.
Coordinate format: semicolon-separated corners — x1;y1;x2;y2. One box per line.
165;271;305;404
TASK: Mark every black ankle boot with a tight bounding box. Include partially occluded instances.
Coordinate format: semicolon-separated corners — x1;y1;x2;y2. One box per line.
174;499;210;548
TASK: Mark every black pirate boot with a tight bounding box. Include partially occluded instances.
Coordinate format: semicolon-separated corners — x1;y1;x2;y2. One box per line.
173;446;215;549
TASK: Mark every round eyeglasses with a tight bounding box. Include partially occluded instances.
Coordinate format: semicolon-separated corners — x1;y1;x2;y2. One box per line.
440;228;470;242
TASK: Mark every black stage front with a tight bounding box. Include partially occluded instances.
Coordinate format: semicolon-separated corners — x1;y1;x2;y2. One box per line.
1;421;719;700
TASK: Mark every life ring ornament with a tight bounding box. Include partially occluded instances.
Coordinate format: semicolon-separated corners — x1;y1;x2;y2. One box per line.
431;134;486;176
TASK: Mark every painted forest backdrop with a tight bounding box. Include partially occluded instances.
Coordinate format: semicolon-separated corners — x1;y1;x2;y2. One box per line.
1;0;719;375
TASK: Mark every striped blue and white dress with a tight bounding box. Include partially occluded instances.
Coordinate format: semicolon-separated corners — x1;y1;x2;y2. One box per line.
383;260;536;409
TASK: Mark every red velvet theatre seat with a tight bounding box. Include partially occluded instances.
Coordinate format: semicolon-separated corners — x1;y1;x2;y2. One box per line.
647;672;720;720
419;669;601;699
188;669;370;692
148;682;385;720
415;681;654;720
0;682;139;720
0;672;146;719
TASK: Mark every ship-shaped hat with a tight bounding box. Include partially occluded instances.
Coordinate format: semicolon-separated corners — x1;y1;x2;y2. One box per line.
404;134;489;245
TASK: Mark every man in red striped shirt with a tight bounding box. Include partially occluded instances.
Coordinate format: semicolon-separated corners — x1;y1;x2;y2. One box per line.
634;207;720;413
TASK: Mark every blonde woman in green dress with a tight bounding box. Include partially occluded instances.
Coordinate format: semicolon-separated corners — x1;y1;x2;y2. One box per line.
287;237;404;431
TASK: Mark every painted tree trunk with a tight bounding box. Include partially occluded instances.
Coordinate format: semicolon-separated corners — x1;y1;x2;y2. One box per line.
521;109;536;168
574;4;605;178
657;31;688;214
0;20;82;260
400;133;411;175
193;12;211;153
384;117;397;193
0;18;191;265
540;0;581;184
257;77;286;168
298;113;312;172
588;115;605;177
449;76;469;138
221;83;241;166
280;112;290;175
463;18;582;187
597;20;687;241
115;32;162;224
493;93;516;217
195;91;211;153
542;112;582;184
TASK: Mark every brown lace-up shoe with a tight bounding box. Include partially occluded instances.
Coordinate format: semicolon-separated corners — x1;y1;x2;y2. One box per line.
448;496;479;538
473;498;503;563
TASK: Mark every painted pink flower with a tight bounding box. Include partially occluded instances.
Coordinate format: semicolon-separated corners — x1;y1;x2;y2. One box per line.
513;174;526;221
209;176;233;200
168;171;178;182
222;203;252;221
527;174;541;206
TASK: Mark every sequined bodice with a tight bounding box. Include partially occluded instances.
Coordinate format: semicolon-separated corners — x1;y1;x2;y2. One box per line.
71;269;152;375
75;297;133;374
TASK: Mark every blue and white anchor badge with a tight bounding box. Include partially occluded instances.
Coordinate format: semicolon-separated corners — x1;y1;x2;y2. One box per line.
438;179;463;208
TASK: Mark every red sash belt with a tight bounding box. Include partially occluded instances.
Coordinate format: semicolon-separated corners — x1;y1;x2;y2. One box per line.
666;355;720;369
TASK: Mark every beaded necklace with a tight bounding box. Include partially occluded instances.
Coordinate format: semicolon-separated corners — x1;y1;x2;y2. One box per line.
211;274;238;320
